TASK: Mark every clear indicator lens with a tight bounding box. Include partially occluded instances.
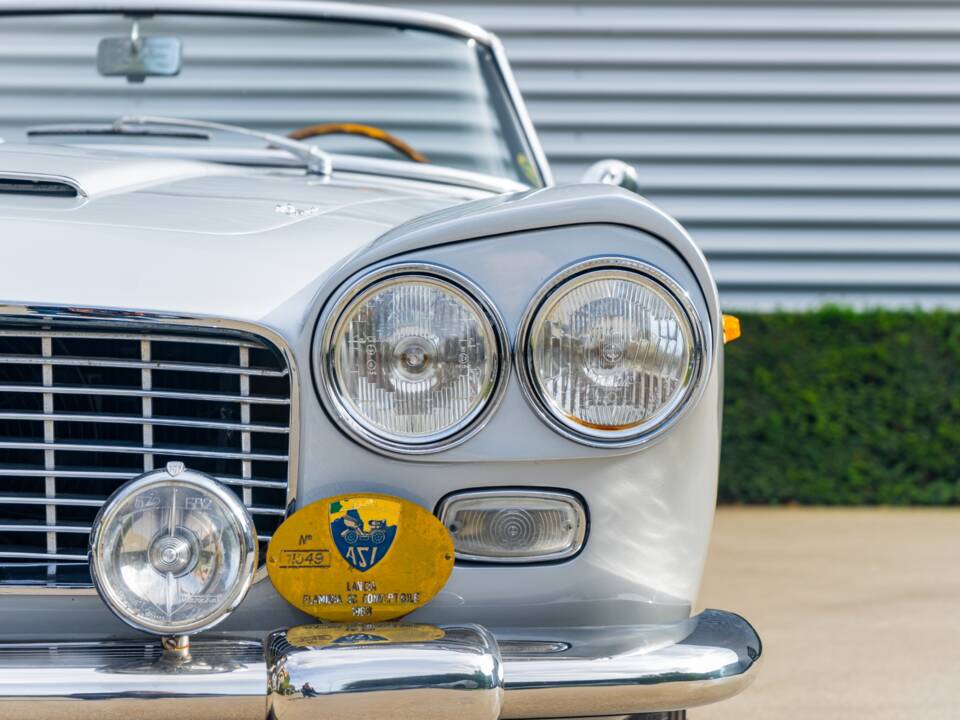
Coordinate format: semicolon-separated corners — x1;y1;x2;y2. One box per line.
528;269;696;438
91;472;256;635
440;491;586;562
331;275;499;443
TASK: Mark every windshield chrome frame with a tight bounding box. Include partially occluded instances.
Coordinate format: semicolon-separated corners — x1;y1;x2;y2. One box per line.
0;0;554;187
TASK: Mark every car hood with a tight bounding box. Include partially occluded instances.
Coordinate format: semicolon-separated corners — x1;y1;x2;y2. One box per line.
0;143;488;321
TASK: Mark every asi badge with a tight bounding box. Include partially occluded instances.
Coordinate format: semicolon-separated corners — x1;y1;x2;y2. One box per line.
267;494;454;622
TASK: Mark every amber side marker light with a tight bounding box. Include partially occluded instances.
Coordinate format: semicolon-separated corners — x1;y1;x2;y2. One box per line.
723;314;741;344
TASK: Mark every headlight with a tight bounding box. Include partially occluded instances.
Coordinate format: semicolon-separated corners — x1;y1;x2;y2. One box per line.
517;257;707;447
89;463;257;636
317;264;509;454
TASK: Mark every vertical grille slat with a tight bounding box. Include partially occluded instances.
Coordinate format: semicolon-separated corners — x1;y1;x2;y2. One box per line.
141;339;153;473
0;323;293;588
41;335;55;580
239;346;253;508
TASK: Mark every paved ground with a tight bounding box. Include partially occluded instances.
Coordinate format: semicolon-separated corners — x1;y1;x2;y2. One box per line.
695;508;960;720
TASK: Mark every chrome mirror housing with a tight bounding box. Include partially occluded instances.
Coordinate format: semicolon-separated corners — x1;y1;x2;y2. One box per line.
581;159;640;194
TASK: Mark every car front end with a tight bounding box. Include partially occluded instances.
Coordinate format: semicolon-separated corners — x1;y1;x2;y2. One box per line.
0;2;761;718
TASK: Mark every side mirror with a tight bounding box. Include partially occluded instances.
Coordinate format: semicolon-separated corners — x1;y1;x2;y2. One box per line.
581;159;640;194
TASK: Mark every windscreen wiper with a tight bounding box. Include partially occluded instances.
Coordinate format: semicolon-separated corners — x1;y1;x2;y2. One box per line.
113;116;332;176
27;115;333;176
28;123;211;140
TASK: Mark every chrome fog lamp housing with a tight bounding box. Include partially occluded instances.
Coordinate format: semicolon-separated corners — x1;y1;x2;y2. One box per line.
517;257;708;448
316;263;510;455
437;489;587;563
89;462;257;636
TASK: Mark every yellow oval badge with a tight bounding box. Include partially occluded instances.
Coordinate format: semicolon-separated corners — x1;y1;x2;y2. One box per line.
267;494;454;622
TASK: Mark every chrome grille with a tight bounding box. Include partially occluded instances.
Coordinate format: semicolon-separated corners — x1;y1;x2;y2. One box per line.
0;323;293;588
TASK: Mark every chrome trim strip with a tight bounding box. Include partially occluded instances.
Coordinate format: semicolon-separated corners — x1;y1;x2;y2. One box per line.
0;329;265;347
499;610;761;718
0;171;86;198
0;383;290;405
489;37;553;187
0;638;266;720
0;355;287;376
0;469;286;489
0;551;86;561
314;262;511;456
0;411;290;434
0;522;90;533
436;488;588;564
0;302;300;594
0;500;285;519
0;467;285;485
0;0;494;56
0;494;105;507
514;256;712;449
246;505;286;517
0;440;287;462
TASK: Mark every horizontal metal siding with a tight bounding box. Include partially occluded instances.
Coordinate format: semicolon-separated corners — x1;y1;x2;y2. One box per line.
365;1;960;309
0;2;955;309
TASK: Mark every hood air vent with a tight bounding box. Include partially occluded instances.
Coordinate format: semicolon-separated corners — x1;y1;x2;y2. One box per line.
0;177;80;198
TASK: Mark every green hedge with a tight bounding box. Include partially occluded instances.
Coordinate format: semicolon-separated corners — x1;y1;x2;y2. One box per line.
720;308;960;505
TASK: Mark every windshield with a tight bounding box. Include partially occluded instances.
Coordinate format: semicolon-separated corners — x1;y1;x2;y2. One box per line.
0;11;541;185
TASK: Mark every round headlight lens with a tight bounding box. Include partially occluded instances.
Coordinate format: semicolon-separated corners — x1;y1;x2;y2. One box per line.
89;464;257;635
322;266;507;452
521;261;704;444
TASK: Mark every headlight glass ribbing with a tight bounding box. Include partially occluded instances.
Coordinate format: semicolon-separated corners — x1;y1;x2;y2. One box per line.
522;261;703;444
324;267;507;452
89;466;257;635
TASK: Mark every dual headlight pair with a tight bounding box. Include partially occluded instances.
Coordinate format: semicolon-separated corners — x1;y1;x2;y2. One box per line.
316;256;708;454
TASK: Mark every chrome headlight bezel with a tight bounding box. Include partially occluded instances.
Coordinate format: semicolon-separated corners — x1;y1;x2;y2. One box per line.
314;263;511;455
515;256;710;448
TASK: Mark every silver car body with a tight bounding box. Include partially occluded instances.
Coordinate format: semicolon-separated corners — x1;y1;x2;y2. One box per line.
0;2;759;717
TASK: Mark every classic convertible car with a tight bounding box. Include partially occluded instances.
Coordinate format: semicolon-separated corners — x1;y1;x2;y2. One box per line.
0;1;760;718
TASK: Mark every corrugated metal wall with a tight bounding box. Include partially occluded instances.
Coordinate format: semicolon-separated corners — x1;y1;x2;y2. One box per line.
1;2;957;309
363;1;960;310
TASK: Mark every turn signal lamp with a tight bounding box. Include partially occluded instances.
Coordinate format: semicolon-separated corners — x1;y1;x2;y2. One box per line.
89;462;257;636
437;490;586;563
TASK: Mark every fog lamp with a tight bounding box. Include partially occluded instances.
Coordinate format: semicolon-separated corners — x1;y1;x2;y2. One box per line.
437;490;586;563
89;462;257;636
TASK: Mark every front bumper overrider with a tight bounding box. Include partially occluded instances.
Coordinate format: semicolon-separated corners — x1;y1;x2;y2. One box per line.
0;609;761;720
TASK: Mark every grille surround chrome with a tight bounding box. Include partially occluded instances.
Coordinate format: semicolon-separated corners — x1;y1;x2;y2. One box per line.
0;305;299;592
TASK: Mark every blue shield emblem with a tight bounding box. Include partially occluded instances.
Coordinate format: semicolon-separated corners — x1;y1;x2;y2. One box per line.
329;498;398;572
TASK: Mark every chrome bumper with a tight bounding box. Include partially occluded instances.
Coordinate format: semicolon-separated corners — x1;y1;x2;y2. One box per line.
0;609;760;720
